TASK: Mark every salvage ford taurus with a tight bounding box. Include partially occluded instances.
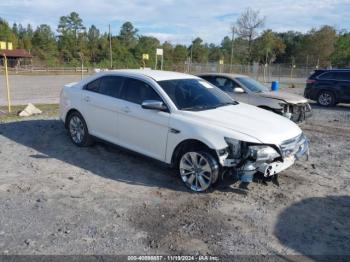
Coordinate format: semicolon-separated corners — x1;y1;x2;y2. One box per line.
199;73;312;123
60;70;309;192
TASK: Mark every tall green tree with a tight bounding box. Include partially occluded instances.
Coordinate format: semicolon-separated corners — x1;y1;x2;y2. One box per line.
57;12;86;64
332;31;350;67
173;44;188;63
32;24;57;64
189;37;208;63
253;30;285;64
119;22;138;48
134;36;160;67
0;18;18;47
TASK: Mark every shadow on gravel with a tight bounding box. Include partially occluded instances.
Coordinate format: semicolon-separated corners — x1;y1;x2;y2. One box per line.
0;119;189;192
274;196;350;256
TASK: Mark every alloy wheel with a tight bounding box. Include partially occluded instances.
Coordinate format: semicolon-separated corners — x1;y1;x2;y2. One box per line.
179;152;214;192
69;115;85;144
318;92;333;106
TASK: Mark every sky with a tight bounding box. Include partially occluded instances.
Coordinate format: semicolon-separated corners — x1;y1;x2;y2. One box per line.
0;0;350;44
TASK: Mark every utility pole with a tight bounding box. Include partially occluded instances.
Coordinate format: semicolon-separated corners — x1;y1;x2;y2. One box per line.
79;52;84;80
109;24;113;69
190;39;193;68
187;43;194;74
230;26;235;73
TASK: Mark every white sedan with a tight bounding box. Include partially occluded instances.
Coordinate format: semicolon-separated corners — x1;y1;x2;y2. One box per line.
60;70;309;192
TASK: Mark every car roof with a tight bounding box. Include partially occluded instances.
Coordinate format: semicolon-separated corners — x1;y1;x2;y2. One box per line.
197;72;248;78
315;69;350;72
97;69;200;81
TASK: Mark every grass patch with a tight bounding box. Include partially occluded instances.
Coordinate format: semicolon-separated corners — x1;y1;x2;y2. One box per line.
0;104;59;122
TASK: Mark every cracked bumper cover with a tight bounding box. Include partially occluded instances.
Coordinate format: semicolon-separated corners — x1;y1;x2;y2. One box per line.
221;134;309;182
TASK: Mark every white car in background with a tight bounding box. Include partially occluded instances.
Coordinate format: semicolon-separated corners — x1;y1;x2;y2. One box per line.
60;70;309;192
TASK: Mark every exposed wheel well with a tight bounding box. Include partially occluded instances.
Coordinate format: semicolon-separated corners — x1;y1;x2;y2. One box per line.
170;139;217;168
64;109;80;129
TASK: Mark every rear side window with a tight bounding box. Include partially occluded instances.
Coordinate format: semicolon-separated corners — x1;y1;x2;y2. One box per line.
84;76;124;98
121;78;162;104
318;72;335;80
99;76;124;97
309;70;326;79
85;78;100;92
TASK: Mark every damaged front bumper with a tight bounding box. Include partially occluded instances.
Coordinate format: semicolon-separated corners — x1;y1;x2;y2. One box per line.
220;133;309;183
281;103;312;123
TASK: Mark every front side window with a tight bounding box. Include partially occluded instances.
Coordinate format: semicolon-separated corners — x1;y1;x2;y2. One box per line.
121;78;162;104
236;77;269;93
157;79;236;111
214;77;240;92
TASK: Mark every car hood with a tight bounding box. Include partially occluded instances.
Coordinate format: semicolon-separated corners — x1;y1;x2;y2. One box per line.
258;91;308;104
180;103;302;145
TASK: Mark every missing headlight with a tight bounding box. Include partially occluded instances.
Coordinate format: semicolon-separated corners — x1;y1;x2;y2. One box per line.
224;137;241;159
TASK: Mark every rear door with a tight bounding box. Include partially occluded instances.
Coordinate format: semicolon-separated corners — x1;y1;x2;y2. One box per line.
336;72;350;101
117;77;170;161
81;76;124;142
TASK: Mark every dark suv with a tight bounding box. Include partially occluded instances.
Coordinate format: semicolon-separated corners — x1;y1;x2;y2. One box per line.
304;69;350;106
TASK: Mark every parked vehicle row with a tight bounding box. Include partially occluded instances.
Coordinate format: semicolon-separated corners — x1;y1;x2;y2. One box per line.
60;70;309;192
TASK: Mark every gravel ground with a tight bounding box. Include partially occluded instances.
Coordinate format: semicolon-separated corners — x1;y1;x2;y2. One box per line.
0;75;82;105
0;76;349;257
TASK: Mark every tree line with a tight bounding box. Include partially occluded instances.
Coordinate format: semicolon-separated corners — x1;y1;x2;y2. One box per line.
0;8;349;68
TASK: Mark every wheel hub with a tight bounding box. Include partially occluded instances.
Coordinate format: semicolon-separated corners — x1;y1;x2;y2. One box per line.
179;152;213;192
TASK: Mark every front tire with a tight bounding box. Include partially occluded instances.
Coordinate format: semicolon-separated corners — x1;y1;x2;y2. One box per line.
317;91;336;107
67;112;93;147
179;151;219;192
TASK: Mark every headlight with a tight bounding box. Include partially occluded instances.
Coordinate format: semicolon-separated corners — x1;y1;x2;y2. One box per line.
248;145;280;162
224;137;241;159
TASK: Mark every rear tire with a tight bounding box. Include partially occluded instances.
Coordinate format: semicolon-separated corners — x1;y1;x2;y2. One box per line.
67;112;93;147
317;91;336;107
178;150;219;192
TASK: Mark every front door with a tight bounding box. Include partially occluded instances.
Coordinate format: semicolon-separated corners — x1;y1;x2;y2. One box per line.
117;77;170;161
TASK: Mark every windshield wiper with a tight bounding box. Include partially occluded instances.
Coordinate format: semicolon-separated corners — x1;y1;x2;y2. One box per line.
181;105;218;111
214;101;238;108
182;102;237;111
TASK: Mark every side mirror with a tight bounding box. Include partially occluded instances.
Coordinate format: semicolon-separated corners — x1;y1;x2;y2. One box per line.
234;87;245;94
141;100;167;111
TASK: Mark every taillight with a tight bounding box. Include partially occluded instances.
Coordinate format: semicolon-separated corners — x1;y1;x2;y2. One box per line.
306;79;316;84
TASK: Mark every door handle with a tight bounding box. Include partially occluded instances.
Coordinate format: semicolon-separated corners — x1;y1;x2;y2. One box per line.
121;106;131;113
83;96;91;102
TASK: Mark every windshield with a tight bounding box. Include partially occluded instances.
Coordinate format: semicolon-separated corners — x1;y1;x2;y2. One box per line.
237;77;269;93
157;79;237;111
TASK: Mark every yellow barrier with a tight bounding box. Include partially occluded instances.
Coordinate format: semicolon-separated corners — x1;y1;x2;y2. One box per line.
3;54;11;113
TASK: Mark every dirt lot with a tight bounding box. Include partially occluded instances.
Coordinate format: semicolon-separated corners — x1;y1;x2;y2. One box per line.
0;81;349;258
0;75;82;105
